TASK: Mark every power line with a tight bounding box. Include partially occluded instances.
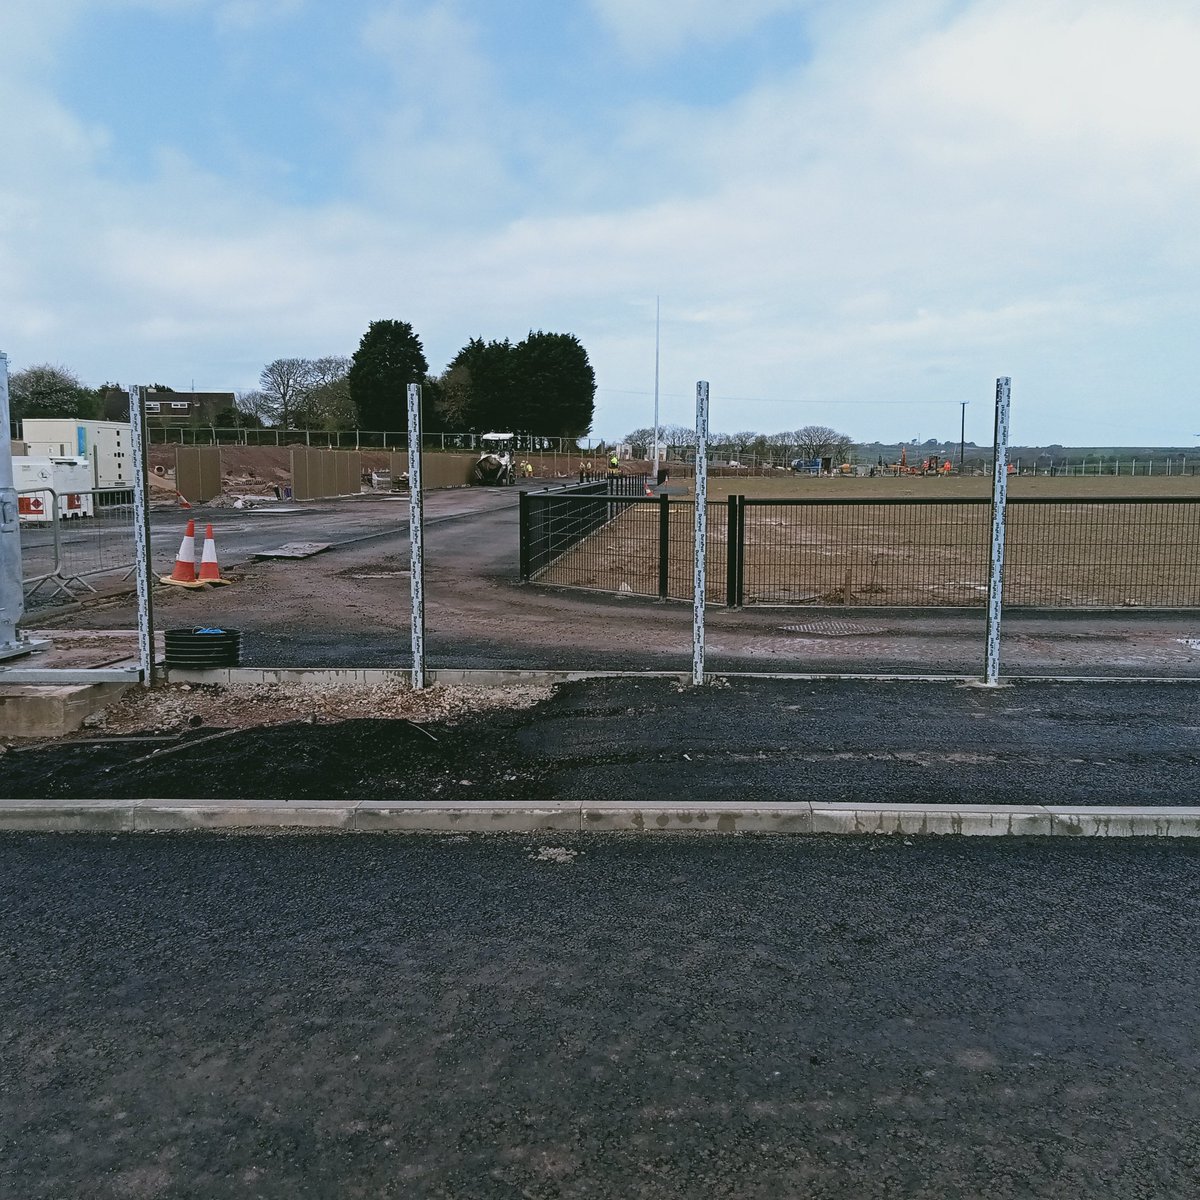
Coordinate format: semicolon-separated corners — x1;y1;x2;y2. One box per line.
598;387;963;406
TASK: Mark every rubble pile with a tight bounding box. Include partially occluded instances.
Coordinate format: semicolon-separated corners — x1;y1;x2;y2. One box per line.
80;681;555;735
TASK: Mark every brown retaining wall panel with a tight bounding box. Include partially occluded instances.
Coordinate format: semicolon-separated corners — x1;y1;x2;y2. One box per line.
176;446;222;502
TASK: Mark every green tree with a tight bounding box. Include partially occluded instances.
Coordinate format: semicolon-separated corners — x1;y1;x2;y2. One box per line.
9;363;100;424
348;320;429;430
443;337;516;432
510;331;595;438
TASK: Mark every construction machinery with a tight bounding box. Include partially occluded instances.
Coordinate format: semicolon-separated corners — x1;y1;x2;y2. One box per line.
472;433;515;485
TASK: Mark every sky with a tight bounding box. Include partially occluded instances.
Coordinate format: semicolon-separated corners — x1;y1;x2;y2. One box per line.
1;0;1198;446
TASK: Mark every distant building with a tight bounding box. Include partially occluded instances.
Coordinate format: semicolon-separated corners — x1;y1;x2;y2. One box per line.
99;388;235;427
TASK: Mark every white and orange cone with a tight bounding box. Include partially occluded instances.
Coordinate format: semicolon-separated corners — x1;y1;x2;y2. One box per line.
160;519;205;588
645;484;654;497
197;524;231;586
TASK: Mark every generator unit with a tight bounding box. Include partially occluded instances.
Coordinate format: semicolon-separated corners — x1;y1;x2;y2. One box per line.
20;419;132;489
13;457;95;522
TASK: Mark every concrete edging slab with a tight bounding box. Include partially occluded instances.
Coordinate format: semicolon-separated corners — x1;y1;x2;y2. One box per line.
4;800;1200;837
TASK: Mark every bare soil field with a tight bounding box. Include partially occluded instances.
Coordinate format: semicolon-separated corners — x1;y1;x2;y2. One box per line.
539;474;1200;607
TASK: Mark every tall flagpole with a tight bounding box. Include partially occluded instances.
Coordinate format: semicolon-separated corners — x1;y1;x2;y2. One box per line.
653;295;661;475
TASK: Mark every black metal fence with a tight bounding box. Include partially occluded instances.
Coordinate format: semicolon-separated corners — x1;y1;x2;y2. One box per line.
518;477;651;582
519;493;1200;609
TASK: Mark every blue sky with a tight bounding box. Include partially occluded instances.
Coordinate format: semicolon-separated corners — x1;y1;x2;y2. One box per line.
2;0;1198;445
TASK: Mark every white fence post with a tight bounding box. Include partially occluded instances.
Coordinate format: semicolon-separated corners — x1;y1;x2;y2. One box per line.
407;384;426;689
0;350;30;660
693;381;709;686
127;386;156;686
984;377;1011;686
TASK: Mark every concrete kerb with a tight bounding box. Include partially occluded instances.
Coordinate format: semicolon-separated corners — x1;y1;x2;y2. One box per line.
5;799;1200;837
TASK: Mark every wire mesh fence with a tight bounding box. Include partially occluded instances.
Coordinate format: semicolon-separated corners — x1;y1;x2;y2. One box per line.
521;489;729;603
18;488;136;602
1004;498;1200;607
737;498;993;606
521;493;1200;609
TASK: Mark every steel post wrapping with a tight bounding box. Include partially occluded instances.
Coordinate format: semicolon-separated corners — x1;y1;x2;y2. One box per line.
693;381;709;686
128;385;156;685
0;350;29;659
0;351;26;656
984;377;1011;685
407;383;427;689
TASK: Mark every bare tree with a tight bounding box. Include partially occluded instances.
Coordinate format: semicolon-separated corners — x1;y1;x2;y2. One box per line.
794;424;853;461
236;389;276;425
296;355;353;429
259;358;315;431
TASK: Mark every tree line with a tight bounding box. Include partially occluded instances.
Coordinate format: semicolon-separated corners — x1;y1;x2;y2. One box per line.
5;319;597;440
625;423;855;463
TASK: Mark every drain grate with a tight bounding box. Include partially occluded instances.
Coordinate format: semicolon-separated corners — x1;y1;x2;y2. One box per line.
780;621;886;637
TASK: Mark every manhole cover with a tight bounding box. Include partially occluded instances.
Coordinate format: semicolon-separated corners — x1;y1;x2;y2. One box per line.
780;621;886;637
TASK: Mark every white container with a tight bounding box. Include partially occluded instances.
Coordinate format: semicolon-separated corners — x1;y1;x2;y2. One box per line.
14;457;95;522
20;419;132;489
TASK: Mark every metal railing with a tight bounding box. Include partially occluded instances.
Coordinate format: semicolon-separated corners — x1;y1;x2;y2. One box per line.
520;493;1200;610
18;488;136;602
519;477;652;584
520;487;728;603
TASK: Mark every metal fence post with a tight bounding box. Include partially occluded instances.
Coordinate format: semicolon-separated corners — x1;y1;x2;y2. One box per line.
693;381;709;685
0;349;33;660
407;383;426;689
658;493;670;599
984;377;1011;686
725;494;738;607
734;496;747;607
518;489;531;582
128;386;156;686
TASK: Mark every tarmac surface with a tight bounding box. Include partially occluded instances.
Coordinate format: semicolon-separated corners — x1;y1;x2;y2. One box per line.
2;832;1198;1198
4;677;1199;804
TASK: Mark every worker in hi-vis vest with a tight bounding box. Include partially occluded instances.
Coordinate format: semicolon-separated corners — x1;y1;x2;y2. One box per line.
608;453;620;478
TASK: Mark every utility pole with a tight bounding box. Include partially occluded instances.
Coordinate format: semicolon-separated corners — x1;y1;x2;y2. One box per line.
959;400;969;471
652;296;661;477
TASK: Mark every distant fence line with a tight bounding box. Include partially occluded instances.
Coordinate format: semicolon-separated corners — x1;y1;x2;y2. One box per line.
520;491;1200;610
148;427;603;454
142;427;1199;475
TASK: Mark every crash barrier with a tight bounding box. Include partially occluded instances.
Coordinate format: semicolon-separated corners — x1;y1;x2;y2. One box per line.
18;488;136;602
520;494;1200;609
519;478;652;582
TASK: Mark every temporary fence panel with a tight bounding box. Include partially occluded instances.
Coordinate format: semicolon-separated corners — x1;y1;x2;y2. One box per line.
176;446;222;503
19;488;136;601
290;448;363;501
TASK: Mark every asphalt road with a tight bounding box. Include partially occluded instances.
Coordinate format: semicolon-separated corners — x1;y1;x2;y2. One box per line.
2;833;1198;1199
5;678;1200;804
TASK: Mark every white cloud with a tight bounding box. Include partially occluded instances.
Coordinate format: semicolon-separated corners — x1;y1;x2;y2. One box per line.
1;0;1199;443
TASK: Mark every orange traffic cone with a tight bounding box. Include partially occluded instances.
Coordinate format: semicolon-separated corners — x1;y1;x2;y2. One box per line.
645;484;654;496
160;519;205;588
197;524;231;586
177;492;192;509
